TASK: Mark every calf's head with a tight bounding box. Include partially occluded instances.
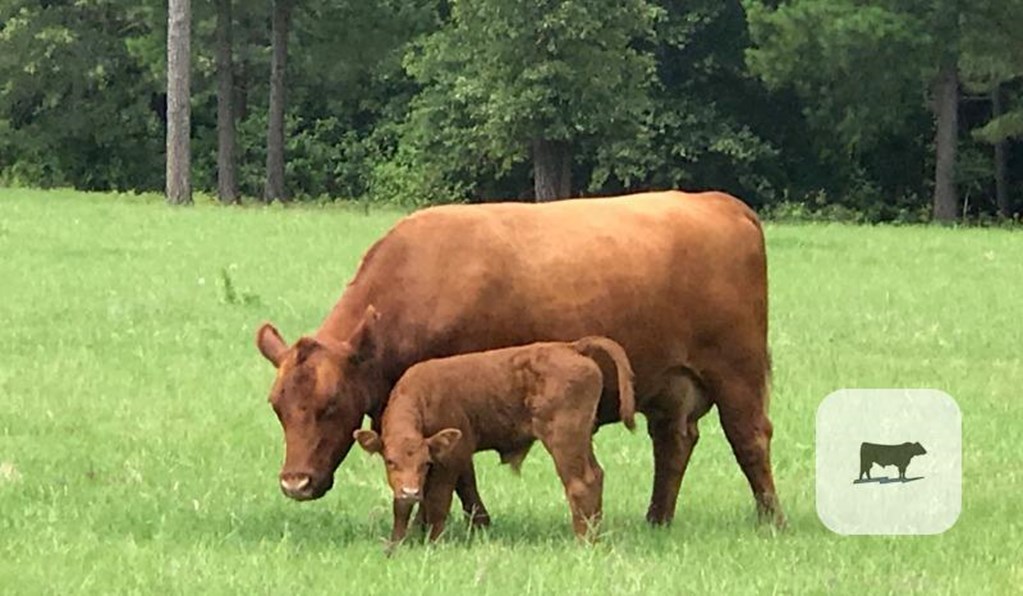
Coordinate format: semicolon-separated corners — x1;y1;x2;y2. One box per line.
353;428;462;502
910;442;927;456
256;306;383;501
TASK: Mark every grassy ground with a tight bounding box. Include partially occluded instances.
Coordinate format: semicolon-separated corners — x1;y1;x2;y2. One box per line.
0;188;1020;594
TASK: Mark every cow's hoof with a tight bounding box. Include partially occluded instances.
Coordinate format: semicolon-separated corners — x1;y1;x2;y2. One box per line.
645;509;673;526
757;512;786;532
755;495;786;530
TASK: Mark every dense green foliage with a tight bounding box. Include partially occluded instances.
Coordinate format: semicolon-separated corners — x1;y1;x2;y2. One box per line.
1;189;1021;592
0;1;1020;217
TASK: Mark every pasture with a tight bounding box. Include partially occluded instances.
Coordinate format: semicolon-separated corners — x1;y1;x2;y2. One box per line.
0;188;1020;594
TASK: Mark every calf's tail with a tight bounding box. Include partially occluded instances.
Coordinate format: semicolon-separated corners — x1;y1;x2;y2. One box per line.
572;336;637;431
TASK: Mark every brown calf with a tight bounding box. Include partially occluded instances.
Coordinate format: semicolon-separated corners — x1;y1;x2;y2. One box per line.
354;337;636;545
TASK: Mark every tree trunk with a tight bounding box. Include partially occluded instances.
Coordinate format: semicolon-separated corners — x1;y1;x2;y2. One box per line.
235;4;253;121
992;86;1010;218
264;0;292;203
931;63;959;222
166;0;192;205
236;51;248;121
531;138;571;202
215;0;238;204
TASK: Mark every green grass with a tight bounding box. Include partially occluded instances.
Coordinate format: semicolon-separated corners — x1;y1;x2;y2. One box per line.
1;188;1020;594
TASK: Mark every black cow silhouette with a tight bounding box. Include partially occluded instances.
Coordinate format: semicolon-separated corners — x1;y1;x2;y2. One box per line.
859;442;926;481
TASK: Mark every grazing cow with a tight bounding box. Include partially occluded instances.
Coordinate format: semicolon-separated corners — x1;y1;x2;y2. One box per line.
256;190;783;527
354;336;636;545
859;442;927;481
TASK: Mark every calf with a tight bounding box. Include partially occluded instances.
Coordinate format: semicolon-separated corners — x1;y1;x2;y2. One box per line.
859;442;927;481
354;337;636;546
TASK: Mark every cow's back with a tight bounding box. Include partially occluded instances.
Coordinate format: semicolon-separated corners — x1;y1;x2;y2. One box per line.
322;191;768;409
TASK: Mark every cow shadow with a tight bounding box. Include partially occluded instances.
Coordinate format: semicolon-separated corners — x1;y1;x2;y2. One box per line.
852;476;924;485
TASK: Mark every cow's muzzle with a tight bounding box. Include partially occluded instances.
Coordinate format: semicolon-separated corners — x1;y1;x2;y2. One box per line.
279;472;332;501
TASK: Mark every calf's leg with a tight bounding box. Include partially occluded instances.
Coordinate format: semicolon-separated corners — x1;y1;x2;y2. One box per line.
421;469;459;541
455;461;491;527
388;498;416;548
538;430;604;539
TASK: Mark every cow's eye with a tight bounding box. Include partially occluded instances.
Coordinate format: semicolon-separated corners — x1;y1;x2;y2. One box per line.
318;401;340;419
385;459;397;470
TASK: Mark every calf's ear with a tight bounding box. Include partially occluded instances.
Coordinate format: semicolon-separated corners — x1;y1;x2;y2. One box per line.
353;429;382;454
256;323;288;367
427;428;462;461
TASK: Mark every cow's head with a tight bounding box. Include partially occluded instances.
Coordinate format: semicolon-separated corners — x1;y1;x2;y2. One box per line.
353;427;462;503
256;306;383;501
911;442;927;456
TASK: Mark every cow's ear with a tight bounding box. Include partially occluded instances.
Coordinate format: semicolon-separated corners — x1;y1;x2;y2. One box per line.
256;323;288;367
354;429;382;454
347;305;380;366
427;428;462;461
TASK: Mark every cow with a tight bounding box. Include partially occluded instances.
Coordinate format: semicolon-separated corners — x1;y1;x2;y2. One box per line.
353;336;636;547
256;190;783;527
859;442;927;481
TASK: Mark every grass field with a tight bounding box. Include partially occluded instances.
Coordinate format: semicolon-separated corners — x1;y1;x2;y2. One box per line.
1;188;1021;594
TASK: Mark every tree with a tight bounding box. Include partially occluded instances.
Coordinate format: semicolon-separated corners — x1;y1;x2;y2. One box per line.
166;0;192;205
264;0;293;203
0;1;164;190
745;0;969;221
630;0;779;202
215;0;238;203
404;0;661;201
930;0;962;222
962;0;1023;217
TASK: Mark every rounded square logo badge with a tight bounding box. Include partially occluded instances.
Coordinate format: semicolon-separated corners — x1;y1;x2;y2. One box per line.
816;389;961;535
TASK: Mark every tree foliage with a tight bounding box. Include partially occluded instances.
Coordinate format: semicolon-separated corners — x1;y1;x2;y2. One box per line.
745;0;1023;218
0;0;1019;219
399;0;660;200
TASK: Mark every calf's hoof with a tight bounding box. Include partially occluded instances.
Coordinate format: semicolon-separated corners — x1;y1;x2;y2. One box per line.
470;512;492;528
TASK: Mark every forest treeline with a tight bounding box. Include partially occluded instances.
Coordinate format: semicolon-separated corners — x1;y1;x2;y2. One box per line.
1;0;1021;221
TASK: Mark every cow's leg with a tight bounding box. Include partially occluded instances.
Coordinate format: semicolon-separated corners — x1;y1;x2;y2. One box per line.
645;372;710;525
710;370;785;527
455;461;491;527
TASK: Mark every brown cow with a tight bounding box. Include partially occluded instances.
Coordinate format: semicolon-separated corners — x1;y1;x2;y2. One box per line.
353;336;636;546
256;190;783;527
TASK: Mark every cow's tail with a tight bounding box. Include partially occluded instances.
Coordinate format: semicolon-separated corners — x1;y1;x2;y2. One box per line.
572;336;636;431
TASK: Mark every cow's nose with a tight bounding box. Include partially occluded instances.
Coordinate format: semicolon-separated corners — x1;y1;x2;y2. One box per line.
398;487;421;501
280;474;312;496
